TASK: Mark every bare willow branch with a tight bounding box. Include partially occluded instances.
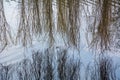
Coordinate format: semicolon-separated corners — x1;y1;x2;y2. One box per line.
67;0;81;47
57;0;81;48
89;0;114;52
0;0;12;52
42;0;54;46
16;0;32;46
30;0;42;36
5;0;120;52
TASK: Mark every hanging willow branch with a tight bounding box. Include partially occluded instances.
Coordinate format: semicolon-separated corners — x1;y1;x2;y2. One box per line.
30;0;42;36
42;0;54;46
8;0;120;52
16;0;32;46
90;0;113;52
0;0;12;52
57;0;81;48
57;0;69;46
67;0;81;47
57;0;67;34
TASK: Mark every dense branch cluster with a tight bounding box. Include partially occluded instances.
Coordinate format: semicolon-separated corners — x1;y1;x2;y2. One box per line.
0;0;120;53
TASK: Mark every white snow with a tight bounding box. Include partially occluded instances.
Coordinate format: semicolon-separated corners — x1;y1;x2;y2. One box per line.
0;1;120;79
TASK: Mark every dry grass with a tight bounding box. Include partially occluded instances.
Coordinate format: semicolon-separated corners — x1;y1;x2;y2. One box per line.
43;49;54;80
0;49;120;80
32;52;42;80
57;49;81;80
57;49;67;80
66;58;81;80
